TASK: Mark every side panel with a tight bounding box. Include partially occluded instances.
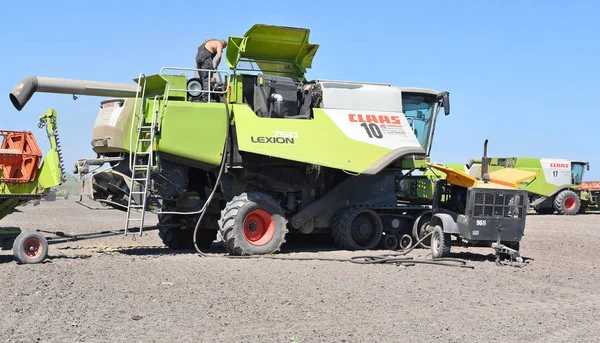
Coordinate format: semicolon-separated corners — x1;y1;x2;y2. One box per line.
539;158;571;186
158;102;228;166
233;105;425;174
91;97;136;154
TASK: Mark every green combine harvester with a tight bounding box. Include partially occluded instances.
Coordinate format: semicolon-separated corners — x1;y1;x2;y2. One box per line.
0;109;65;263
432;157;599;215
9;24;452;256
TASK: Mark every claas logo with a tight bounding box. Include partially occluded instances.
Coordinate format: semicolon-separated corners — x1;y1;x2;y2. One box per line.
550;163;569;168
348;114;402;125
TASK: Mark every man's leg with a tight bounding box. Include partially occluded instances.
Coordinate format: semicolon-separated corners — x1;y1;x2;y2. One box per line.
198;57;213;102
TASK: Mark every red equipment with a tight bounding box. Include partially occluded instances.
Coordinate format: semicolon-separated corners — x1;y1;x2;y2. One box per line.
580;181;600;191
0;130;42;183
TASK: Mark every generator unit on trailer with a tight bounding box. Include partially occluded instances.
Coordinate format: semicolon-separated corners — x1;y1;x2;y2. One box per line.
447;157;599;215
425;141;537;262
9;24;451;255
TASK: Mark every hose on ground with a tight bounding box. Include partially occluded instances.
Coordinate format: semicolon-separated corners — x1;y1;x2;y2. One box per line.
197;230;474;269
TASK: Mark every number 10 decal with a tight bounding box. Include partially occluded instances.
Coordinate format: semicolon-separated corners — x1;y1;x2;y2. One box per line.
360;123;383;139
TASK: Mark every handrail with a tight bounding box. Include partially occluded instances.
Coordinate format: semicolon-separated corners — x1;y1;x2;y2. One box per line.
129;73;147;172
158;67;231;108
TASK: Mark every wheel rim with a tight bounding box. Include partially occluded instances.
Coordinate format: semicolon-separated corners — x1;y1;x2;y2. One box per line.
350;212;380;248
432;231;440;255
564;196;576;211
23;237;42;259
243;209;275;246
419;223;431;242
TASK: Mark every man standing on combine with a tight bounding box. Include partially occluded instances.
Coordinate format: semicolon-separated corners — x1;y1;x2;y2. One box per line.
195;38;228;102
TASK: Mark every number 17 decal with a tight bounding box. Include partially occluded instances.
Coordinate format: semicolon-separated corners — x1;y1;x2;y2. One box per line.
552;170;559;178
360;123;383;139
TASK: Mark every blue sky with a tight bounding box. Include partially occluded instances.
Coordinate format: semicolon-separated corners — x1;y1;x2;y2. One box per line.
1;0;599;178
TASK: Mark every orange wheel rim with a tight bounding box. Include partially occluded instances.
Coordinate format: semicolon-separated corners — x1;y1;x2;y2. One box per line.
23;237;42;258
243;210;275;246
564;197;576;210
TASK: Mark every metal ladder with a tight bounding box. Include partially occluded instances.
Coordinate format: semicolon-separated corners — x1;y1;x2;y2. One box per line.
124;74;159;236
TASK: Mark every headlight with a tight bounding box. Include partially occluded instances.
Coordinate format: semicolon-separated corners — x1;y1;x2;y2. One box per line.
187;78;202;97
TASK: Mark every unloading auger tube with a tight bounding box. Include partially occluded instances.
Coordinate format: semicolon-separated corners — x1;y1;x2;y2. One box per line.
9;76;139;111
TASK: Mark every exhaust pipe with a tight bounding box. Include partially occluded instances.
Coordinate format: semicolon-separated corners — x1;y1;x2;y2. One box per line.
9;76;140;111
481;139;490;183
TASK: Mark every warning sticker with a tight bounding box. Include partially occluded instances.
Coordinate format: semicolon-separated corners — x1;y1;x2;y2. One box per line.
380;124;407;137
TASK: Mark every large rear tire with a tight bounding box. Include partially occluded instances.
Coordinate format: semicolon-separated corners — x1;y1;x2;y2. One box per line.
218;192;288;256
331;207;383;250
554;190;580;215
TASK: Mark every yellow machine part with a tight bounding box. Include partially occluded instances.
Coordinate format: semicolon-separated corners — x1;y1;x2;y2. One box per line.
427;163;478;188
428;163;538;190
487;168;539;189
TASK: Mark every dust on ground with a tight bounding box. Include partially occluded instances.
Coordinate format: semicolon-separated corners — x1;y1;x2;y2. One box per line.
2;200;599;343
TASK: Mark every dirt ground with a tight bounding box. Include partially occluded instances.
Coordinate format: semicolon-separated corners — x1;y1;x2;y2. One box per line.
1;199;599;343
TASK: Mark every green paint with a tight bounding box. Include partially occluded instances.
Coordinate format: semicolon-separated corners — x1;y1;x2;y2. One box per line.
226;24;319;79
233;105;391;173
158;101;229;165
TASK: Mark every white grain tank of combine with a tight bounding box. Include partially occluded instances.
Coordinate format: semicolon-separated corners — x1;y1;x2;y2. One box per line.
315;79;449;155
90;98;136;154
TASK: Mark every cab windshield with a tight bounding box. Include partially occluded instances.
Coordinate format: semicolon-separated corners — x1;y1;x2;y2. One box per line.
571;163;586;185
402;93;437;149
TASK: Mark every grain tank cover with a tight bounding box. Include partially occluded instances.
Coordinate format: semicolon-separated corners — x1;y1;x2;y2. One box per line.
226;24;319;79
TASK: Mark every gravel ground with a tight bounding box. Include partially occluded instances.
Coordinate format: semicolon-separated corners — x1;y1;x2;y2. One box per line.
1;199;599;343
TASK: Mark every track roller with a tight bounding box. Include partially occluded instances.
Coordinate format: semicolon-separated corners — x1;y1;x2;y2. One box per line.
381;234;398;250
399;234;413;250
331;207;383;250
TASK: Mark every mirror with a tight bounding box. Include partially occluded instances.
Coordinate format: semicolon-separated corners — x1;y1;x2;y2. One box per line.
442;93;450;115
437;91;450;116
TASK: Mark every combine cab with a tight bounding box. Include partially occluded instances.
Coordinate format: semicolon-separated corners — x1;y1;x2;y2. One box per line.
9;24;451;255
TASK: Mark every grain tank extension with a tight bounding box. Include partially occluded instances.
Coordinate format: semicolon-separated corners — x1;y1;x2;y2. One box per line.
9;24;451;255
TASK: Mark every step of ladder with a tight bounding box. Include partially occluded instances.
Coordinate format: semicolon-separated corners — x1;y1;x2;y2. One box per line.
125;91;161;236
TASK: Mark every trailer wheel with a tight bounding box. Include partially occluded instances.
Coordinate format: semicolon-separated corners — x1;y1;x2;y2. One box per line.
412;211;433;248
218;191;288;256
554;190;580;215
331;208;383;250
430;225;451;259
13;230;48;264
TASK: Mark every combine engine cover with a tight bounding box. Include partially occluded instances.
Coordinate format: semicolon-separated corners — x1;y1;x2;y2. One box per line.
232;79;444;174
227;24;448;175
